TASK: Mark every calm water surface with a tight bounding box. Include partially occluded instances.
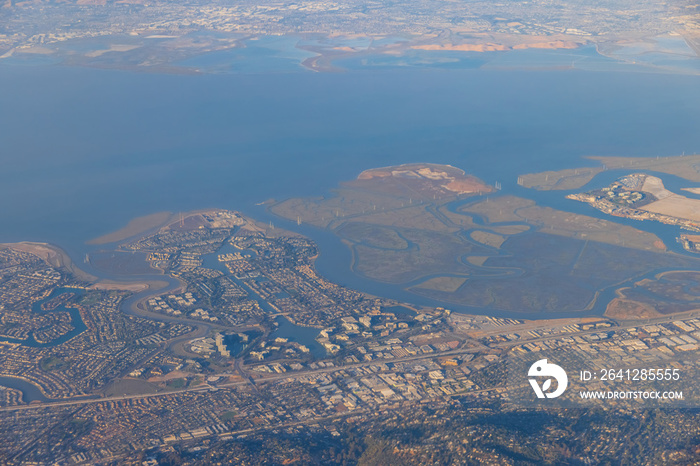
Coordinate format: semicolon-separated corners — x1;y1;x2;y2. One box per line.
1;58;699;316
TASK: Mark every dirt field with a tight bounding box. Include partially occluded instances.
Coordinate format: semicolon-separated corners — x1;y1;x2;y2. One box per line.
643;195;700;221
87;212;174;245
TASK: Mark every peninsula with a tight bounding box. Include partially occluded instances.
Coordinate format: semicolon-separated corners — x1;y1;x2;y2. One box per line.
567;173;700;231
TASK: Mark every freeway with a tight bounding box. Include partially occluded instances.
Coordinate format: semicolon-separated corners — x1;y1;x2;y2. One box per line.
5;305;699;414
0;343;487;413
0;381;247;413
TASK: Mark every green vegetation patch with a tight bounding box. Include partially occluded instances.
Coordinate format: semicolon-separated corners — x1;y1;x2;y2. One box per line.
167;378;187;389
40;356;70;372
79;291;104;307
221;410;238;421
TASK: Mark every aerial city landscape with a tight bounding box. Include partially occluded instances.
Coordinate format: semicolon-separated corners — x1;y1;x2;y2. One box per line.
0;0;699;73
1;0;700;462
2;158;700;463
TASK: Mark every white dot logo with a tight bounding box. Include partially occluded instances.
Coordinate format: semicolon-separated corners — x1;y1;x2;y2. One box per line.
528;359;568;399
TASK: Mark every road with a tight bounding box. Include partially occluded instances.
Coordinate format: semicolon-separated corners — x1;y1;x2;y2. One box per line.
4;303;699;414
0;382;248;413
0;344;486;413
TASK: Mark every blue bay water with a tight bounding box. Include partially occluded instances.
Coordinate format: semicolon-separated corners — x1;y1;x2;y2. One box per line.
1;59;700;316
